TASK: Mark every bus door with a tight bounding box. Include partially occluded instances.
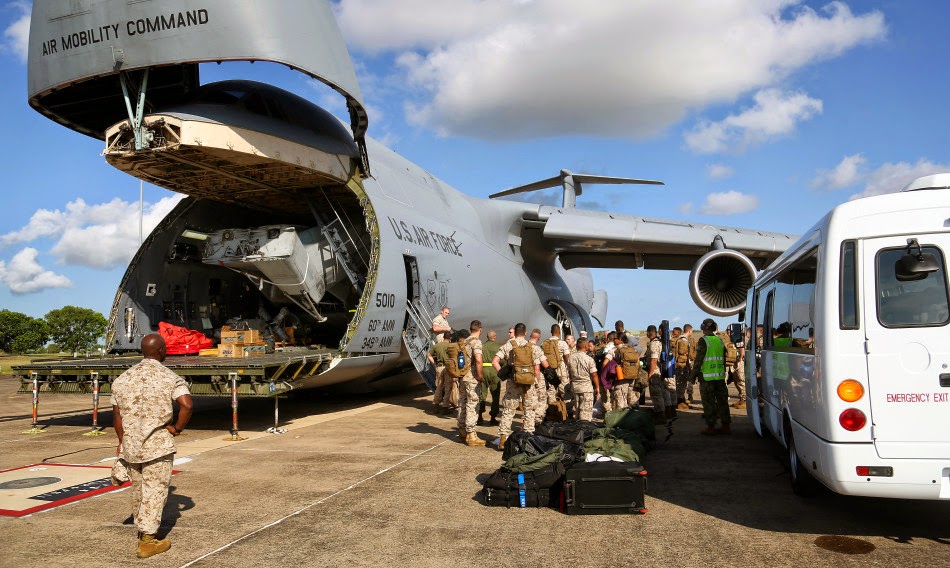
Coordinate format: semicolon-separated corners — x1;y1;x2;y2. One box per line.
862;234;950;459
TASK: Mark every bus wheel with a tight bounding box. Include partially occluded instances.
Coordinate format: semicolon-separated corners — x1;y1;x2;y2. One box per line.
786;426;819;497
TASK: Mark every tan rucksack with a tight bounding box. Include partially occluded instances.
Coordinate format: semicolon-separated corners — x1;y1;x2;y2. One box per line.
509;339;536;385
718;332;738;366
541;338;561;369
445;339;471;378
674;336;690;368
617;346;639;381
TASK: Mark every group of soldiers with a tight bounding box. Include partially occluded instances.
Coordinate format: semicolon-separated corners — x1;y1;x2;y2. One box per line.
427;306;748;448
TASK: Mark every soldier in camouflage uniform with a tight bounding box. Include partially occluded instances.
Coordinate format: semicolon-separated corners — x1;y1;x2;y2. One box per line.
568;337;600;420
683;323;698;404
428;335;451;413
111;334;192;559
478;330;502;425
528;328;549;425
492;323;545;449
542;324;571;403
643;325;667;424
456;322;485;446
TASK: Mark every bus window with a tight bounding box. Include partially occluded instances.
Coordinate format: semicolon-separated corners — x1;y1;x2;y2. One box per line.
876;245;950;327
840;240;859;329
769;250;817;352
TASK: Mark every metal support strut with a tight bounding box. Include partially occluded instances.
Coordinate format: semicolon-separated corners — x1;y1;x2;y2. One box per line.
225;372;246;441
266;393;288;434
22;372;47;434
83;371;107;436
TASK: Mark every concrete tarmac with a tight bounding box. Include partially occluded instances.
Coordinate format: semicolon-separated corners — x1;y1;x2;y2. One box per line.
1;375;948;567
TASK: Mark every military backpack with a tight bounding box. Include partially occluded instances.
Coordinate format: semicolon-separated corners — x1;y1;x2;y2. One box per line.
445;338;471;378
509;339;536;385
617;346;640;381
718;332;739;366
541;338;562;369
674;336;690;368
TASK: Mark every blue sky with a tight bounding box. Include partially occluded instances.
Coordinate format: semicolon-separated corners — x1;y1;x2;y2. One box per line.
1;0;949;333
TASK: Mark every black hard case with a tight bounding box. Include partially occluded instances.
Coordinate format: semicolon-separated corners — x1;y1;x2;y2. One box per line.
563;461;648;515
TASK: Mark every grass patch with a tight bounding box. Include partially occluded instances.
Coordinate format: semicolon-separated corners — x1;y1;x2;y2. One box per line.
0;353;72;374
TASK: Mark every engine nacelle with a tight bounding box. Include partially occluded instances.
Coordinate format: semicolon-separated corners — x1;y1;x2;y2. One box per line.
689;249;758;316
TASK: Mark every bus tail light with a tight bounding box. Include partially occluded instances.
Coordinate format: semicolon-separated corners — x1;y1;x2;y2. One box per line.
839;408;867;431
856;466;893;477
837;379;864;402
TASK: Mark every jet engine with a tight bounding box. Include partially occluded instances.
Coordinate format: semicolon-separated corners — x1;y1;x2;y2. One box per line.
688;249;758;316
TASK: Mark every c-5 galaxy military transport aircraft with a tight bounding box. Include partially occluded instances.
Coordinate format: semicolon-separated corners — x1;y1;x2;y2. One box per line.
18;0;793;397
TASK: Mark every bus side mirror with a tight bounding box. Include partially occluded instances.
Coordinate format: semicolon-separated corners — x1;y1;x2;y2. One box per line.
896;238;939;281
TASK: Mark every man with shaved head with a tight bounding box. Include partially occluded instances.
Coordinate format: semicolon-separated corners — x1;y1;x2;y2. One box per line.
111;333;192;558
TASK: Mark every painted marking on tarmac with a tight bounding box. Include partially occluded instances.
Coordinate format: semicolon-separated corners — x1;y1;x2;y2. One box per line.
173;402;393;459
177;439;449;568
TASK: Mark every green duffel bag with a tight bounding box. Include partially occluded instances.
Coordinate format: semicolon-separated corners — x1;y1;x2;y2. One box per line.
591;427;648;460
502;444;565;473
603;407;656;441
582;436;640;463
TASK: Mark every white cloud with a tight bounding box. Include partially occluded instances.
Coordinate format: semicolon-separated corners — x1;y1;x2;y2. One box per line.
850;159;950;200
0;247;72;294
684;89;823;154
336;1;884;140
811;153;866;190
682;191;759;216
706;164;734;180
1;194;184;269
2;1;30;63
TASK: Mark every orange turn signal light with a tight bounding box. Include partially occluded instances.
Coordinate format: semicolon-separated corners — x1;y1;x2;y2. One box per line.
837;379;864;402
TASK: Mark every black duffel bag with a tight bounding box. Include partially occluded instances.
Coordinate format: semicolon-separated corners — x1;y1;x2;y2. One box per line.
535;419;600;445
502;432;583;464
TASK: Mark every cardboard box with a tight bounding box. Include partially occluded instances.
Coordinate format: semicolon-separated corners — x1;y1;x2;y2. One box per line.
198;348;219;357
217;343;242;357
220;330;263;344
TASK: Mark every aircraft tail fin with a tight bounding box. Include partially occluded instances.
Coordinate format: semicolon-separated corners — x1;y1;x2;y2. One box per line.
489;169;663;209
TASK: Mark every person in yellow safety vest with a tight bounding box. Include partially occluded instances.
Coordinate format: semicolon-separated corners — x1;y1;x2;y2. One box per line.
690;318;731;435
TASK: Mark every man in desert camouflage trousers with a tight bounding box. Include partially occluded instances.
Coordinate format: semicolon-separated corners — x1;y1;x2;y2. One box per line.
568;337;600;420
492;323;545;449
457;321;486;446
112;333;192;559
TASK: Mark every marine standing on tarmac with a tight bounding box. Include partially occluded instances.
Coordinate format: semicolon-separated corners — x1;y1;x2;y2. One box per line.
565;334;576;354
611;334;637;410
568;337;600;420
529;328;550;425
493;323;545;450
691;318;731;435
683;323;697;405
478;330;502;426
456;321;485;447
542;324;571;403
643;325;669;423
110;334;193;559
672;326;692;410
727;328;747;409
428;335;451;414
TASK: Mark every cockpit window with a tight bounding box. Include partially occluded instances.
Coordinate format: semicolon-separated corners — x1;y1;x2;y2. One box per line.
876;245;950;327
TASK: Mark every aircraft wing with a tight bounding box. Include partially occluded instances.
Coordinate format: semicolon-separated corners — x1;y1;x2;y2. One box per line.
529;206;796;271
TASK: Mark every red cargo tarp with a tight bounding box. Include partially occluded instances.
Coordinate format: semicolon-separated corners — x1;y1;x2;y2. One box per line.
158;322;213;355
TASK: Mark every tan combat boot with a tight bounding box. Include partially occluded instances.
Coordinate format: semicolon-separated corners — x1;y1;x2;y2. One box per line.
498;435;507;451
465;431;486;447
137;534;171;559
733;400;746;409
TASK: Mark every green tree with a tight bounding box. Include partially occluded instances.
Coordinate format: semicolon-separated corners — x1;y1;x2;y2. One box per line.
44;306;108;355
0;310;49;354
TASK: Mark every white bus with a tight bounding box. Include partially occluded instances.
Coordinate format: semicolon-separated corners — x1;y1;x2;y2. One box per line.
744;174;950;499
